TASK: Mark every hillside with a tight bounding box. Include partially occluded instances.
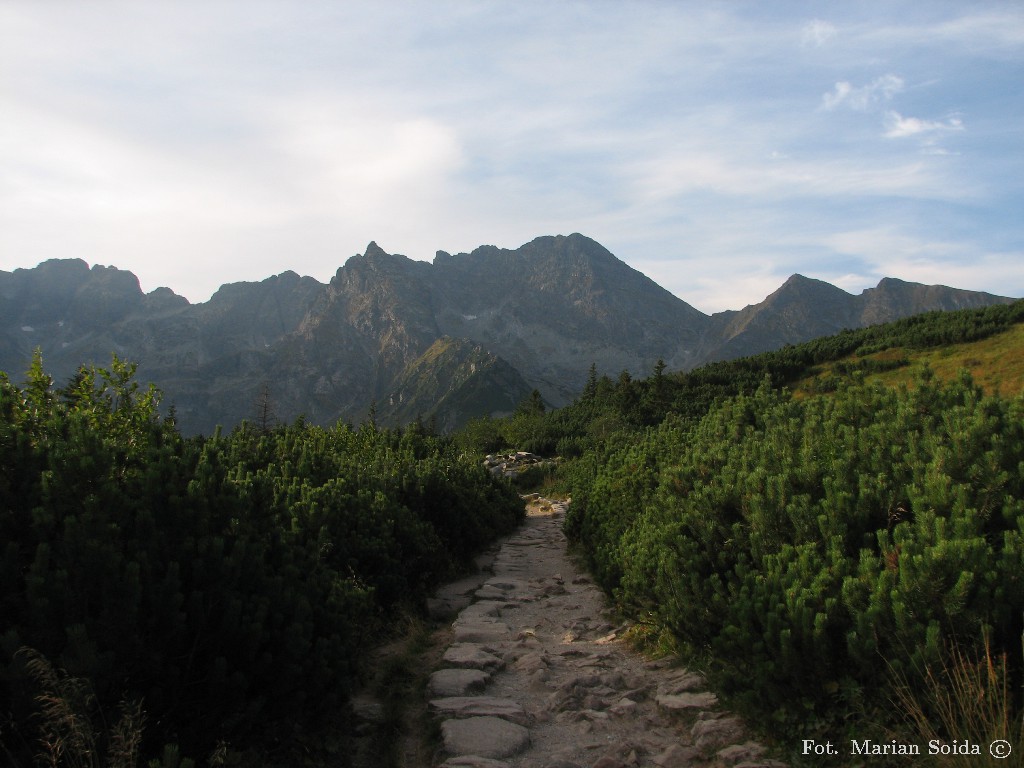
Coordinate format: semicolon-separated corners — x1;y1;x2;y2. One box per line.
472;298;1024;457
793;322;1024;398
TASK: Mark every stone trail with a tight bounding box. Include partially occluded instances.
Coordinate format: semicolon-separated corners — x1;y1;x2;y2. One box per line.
426;498;788;768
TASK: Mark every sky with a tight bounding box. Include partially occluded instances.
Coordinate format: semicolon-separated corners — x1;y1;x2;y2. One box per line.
1;1;1022;314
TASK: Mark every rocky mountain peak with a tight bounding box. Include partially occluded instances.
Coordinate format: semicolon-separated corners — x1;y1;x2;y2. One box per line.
0;235;1015;435
143;286;190;312
772;273;849;299
21;258;91;283
873;276;913;290
363;241;389;259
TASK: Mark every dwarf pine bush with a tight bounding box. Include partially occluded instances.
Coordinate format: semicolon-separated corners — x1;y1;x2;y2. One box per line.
566;370;1024;734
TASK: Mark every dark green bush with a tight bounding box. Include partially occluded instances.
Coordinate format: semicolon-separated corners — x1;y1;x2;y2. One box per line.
566;371;1024;733
1;354;523;765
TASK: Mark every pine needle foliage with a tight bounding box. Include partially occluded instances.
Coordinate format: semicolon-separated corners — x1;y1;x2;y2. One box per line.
564;370;1024;737
1;354;523;765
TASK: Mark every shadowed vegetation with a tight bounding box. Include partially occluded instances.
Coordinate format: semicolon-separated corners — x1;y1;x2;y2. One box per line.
1;352;523;766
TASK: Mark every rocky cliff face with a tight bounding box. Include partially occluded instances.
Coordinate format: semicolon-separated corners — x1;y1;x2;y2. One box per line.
430;235;708;404
0;235;1015;434
379;337;535;434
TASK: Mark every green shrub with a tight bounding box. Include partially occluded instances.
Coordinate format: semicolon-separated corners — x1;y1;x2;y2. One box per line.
1;355;523;765
567;371;1024;734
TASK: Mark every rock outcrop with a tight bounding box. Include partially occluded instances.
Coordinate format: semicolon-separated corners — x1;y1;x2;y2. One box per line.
484;453;555;480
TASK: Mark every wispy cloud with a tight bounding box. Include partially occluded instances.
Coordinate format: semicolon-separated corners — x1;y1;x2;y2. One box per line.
821;74;904;111
824;227;1024;296
624;140;961;204
801;19;838;49
883;111;965;138
873;10;1024;56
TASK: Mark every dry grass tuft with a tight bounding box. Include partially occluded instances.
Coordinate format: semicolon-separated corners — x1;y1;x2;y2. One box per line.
891;633;1024;767
18;647;145;768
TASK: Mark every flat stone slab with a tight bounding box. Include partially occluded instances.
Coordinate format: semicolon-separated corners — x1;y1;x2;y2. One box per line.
459;601;504;621
453;624;512;643
691;715;745;751
652;744;700;767
656;691;718;711
429;669;491;697
657;670;707;695
441;716;531;759
443;643;505;672
717;742;766;764
430;696;529;726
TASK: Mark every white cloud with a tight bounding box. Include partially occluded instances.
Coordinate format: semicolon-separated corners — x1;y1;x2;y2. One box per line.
801;19;838;49
822;74;904;111
263;96;464;204
883;111;964;139
827;228;963;263
821;81;852;110
625;143;960;205
823;228;1024;297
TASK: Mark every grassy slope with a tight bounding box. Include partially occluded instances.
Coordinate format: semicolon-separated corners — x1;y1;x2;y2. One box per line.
793;322;1024;397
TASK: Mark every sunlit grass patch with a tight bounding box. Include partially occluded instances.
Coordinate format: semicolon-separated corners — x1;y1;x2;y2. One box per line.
793;324;1024;397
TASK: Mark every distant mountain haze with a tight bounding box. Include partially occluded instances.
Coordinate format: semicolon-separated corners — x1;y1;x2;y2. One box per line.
1;234;1015;434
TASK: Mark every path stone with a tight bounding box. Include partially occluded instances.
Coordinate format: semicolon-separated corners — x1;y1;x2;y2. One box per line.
426;495;786;768
443;643;505;673
441;716;531;759
430;573;497;620
656;691;719;711
430;669;491;697
692;714;747;752
460;601;505;621
454;623;512;643
651;745;700;768
657;669;707;694
430;695;529;725
717;742;767;765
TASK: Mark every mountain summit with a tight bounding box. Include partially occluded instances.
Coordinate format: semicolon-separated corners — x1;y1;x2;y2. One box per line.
0;235;1015;433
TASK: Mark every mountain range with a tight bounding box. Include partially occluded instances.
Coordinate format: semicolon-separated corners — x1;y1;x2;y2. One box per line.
0;233;1016;434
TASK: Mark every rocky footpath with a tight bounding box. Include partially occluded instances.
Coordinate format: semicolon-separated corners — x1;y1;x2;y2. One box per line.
483;453;556;480
426;497;788;768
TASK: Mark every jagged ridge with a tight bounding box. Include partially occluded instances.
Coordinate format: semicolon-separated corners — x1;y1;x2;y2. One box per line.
0;234;1015;434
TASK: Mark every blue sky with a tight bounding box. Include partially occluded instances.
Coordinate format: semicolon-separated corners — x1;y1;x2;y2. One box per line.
2;1;1022;313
